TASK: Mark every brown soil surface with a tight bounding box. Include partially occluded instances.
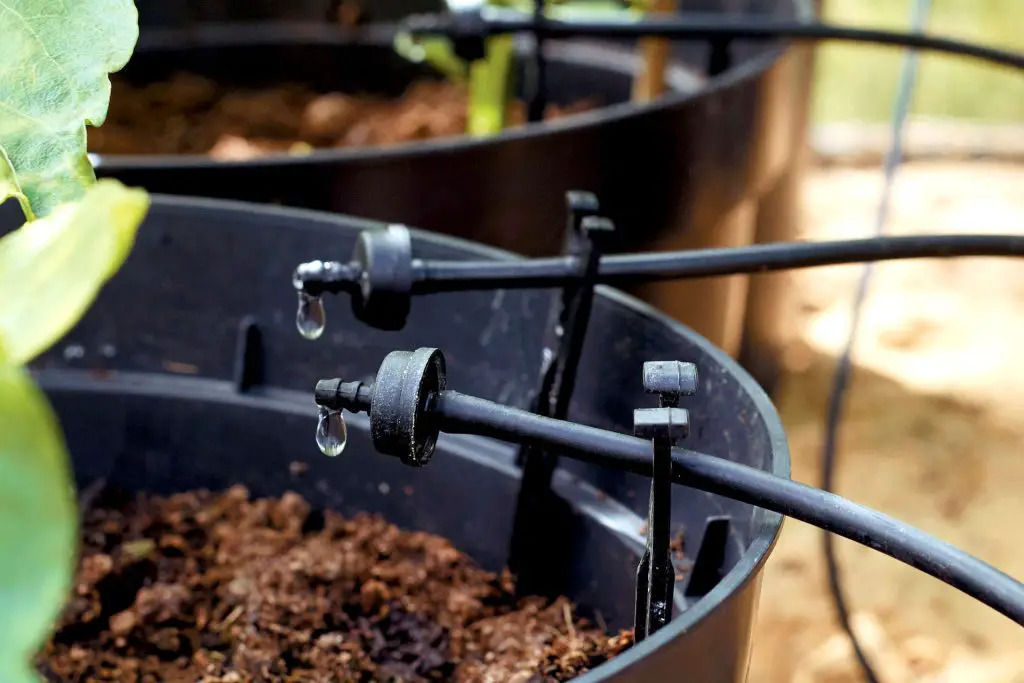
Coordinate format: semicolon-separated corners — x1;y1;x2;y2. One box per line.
43;486;631;683
88;74;599;160
748;160;1024;683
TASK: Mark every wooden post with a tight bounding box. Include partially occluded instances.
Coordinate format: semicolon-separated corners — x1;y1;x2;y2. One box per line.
631;0;679;103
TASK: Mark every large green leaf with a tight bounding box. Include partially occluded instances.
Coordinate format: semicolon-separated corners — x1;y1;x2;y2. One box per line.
0;0;139;220
0;364;76;683
0;179;149;365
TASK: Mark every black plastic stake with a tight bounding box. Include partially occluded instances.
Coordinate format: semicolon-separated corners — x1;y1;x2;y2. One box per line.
633;360;697;641
507;192;609;595
516;190;600;466
525;0;549;123
707;36;733;77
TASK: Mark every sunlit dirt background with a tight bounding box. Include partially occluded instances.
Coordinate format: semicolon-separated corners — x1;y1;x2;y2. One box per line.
747;160;1024;683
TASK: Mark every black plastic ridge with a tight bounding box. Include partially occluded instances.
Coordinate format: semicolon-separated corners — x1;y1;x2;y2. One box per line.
525;0;548;123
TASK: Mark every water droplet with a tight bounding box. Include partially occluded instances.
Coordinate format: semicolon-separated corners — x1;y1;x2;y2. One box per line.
316;406;347;457
296;291;326;340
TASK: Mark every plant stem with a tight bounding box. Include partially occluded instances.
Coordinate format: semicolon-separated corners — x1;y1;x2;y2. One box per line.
468;35;516;137
632;0;679;102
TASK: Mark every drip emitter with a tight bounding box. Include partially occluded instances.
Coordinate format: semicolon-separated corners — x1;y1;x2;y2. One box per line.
285;5;1024;663
290;190;1024;641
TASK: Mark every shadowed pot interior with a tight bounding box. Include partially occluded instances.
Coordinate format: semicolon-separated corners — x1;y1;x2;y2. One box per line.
0;195;789;682
94;0;810;375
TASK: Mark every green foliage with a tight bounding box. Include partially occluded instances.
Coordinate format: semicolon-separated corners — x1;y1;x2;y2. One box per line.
815;0;1024;122
394;33;469;83
0;181;150;365
0;0;140;219
0;363;77;683
0;1;146;680
396;0;640;137
467;36;515;136
0;179;148;683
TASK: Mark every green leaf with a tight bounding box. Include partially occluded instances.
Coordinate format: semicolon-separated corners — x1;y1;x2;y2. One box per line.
0;147;30;219
0;364;77;683
0;179;149;365
394;33;469;83
0;0;140;220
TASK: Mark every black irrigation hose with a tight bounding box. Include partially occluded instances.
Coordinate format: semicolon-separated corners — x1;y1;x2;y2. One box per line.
429;391;1024;626
406;13;1024;72
324;378;1024;625
823;3;929;680
409;235;1024;292
297;235;1024;299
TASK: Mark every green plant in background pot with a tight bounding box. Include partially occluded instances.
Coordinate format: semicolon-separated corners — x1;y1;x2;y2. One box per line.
0;1;145;680
395;0;649;136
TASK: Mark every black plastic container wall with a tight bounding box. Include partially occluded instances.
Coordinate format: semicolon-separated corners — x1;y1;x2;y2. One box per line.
0;196;790;683
94;0;814;395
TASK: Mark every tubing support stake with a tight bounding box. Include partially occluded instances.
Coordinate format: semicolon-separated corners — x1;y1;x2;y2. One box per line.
633;360;697;642
508;191;611;597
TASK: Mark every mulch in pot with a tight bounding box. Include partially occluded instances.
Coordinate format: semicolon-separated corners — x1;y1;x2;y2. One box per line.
88;74;600;160
42;485;632;682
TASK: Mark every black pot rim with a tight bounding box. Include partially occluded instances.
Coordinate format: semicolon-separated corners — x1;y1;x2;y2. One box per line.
130;192;791;680
92;20;788;171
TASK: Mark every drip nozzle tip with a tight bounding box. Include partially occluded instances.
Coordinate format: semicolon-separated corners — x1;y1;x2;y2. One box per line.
314;378;370;413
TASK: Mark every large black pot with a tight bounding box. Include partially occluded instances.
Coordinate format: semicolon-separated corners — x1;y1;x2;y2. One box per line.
95;0;810;372
95;27;708;260
5;196;789;682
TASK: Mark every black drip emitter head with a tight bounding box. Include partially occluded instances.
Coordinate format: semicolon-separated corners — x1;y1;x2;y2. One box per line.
350;225;414;331
314;347;447;467
291;224;416;335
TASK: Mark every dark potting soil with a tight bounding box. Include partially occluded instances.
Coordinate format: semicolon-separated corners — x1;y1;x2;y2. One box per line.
43;485;632;682
87;74;600;160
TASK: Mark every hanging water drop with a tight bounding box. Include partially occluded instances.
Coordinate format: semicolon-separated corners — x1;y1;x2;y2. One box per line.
296;291;326;340
316;406;348;457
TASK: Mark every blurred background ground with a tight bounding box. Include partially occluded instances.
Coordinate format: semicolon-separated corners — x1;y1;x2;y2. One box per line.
744;2;1023;679
748;160;1024;683
812;0;1023;123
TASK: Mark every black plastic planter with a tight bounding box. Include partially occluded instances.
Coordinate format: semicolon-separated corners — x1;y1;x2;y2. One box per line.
5;196;788;683
94;0;811;373
94;28;709;260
